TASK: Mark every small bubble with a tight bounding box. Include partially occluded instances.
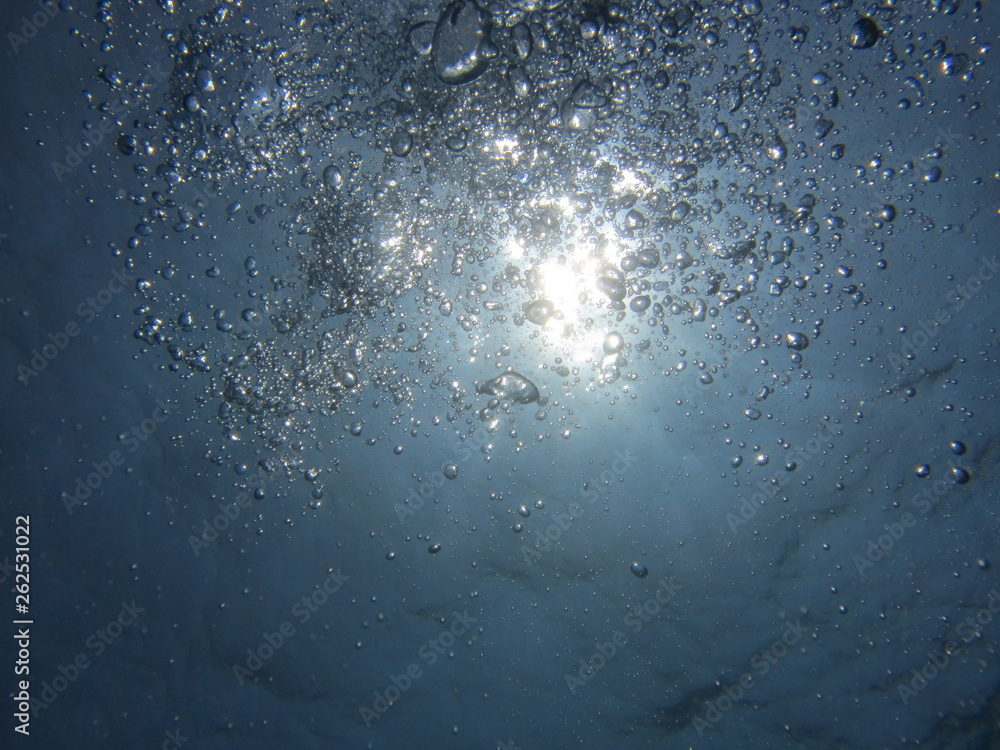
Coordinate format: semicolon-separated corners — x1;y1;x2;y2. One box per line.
390;130;413;157
603;332;625;355
847;17;880;49
630;295;651;313
630;562;649;579
445;132;468;152
785;332;809;351
322;164;343;188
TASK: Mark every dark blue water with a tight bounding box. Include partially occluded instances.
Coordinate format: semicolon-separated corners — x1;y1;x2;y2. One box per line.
2;1;998;748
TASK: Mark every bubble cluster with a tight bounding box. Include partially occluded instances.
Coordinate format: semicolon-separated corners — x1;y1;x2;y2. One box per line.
105;0;987;514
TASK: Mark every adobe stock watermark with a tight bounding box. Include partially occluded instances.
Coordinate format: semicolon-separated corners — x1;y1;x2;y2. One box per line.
888;255;1000;369
565;576;681;692
852;457;970;576
51;63;171;182
727;422;834;533
393;428;489;522
61;400;170;514
154;729;189;750
188;467;271;556
937;125;960;146
520;449;636;564
7;0;63;56
17;267;134;386
233;568;349;685
897;587;1000;705
360;609;479;727
20;600;143;722
691;618;810;736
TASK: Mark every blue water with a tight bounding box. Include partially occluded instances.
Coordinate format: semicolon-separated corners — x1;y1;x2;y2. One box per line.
1;0;999;748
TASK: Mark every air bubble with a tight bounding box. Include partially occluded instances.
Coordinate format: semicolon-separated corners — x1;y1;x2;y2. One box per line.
630;562;649;578
785;332;809;351
848;17;880;49
390;130;413;157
